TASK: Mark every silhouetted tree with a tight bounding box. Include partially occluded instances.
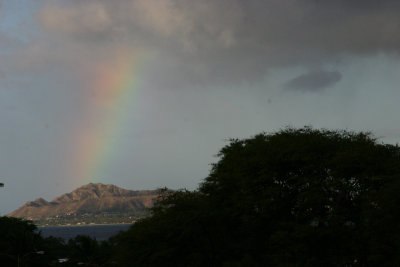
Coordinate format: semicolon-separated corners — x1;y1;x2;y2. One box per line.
64;235;116;266
0;217;49;266
113;127;400;266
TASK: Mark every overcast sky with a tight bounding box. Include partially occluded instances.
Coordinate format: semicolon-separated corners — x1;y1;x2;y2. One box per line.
1;0;400;213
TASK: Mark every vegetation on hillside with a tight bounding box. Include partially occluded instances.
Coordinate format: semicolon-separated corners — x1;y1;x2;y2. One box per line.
34;212;147;226
2;127;400;266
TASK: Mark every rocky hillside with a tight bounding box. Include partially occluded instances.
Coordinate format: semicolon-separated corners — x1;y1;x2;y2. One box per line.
8;183;160;222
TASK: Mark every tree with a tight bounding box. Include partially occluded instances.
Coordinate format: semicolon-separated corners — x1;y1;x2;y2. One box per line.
114;127;400;266
64;235;116;266
0;217;48;266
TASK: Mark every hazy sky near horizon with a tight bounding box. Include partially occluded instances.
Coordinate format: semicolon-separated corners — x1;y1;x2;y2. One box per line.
1;0;400;213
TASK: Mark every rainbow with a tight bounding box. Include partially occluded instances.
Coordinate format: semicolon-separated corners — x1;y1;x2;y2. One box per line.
70;48;149;185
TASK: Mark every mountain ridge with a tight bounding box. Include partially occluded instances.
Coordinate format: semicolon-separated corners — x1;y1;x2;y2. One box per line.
7;183;160;225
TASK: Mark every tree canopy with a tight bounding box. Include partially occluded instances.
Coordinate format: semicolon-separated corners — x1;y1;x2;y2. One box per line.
114;127;400;266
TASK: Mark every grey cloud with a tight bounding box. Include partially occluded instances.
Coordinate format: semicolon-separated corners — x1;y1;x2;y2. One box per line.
37;3;114;41
0;69;6;80
30;0;400;86
284;71;342;92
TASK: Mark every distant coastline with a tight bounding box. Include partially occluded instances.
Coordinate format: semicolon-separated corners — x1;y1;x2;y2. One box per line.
38;222;134;227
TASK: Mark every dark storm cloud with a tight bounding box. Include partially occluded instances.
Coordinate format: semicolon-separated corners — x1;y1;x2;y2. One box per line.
284;71;342;92
31;0;400;86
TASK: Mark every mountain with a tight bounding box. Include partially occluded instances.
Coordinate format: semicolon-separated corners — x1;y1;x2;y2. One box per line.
7;183;160;225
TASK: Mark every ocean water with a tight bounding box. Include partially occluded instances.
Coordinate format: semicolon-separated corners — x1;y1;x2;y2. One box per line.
38;224;132;242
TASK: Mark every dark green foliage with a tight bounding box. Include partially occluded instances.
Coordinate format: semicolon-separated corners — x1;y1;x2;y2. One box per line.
113;127;400;266
0;216;52;266
113;190;228;266
63;235;116;266
199;127;400;265
0;217;116;266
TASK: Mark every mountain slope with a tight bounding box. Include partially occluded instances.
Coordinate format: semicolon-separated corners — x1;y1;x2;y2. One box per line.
8;183;160;222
